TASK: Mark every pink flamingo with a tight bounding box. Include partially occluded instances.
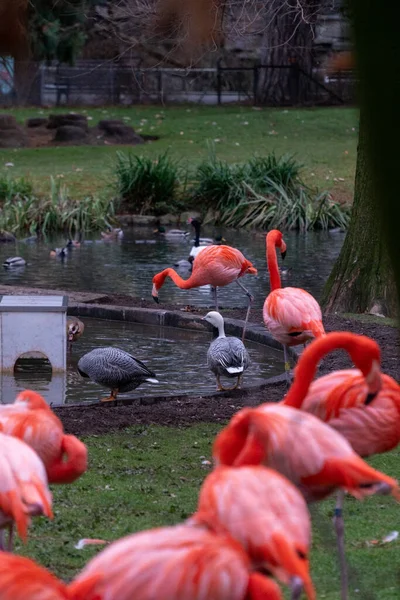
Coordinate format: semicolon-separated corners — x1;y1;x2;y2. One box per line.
263;229;325;381
191;465;315;600
152;244;257;332
69;523;283;599
282;331;400;598
213;403;400;600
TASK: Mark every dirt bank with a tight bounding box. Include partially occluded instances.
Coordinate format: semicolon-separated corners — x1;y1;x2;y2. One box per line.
53;299;399;436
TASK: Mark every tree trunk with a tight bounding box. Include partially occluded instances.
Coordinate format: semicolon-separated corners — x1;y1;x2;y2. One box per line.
321;115;397;317
350;1;400;315
259;0;320;105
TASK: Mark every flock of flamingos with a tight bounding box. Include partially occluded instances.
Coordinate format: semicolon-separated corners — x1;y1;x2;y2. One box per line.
0;229;399;600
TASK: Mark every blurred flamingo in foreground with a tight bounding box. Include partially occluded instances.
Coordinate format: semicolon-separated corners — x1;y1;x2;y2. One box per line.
282;331;400;599
263;230;325;381
213;403;400;600
0;390;87;484
69;523;283;599
0;551;98;600
191;465;314;600
0;433;53;550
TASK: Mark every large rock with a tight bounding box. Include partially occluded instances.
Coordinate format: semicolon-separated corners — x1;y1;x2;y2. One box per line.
96;119;144;144
47;113;88;131
54;125;88;142
26;117;48;128
0;231;16;243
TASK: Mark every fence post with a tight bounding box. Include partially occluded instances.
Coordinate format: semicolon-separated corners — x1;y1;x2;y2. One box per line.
217;60;222;105
288;57;300;105
157;70;163;103
253;65;259;106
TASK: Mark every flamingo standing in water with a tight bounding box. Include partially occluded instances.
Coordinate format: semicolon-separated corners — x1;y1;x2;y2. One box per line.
191;465;314;600
0;433;53;550
152;244;257;332
69;523;283;600
263;230;325;381
0;390;87;484
282;331;400;599
0;552;72;599
213;403;400;600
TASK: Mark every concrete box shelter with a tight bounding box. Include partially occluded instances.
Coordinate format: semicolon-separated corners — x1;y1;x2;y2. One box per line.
0;295;68;372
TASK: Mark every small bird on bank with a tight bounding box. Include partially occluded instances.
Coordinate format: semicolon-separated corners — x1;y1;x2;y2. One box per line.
3;256;26;268
77;346;159;402
67;316;85;351
203;311;250;391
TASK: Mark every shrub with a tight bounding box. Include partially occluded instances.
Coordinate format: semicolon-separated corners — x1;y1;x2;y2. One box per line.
192;156;247;213
0;174;33;202
0;177;116;235
192;153;350;231
114;152;183;215
244;154;303;194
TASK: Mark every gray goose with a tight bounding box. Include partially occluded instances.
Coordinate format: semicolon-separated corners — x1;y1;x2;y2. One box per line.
203;311;250;391
77;347;158;402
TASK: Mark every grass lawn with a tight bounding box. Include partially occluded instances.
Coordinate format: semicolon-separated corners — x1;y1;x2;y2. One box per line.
0;106;358;202
17;423;400;598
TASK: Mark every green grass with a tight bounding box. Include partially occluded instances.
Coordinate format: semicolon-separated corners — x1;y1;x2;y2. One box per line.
17;423;400;598
0;106;358;201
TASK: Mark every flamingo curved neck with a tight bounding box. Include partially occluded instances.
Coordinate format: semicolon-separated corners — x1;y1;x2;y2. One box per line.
283;332;380;408
157;268;197;290
266;235;282;291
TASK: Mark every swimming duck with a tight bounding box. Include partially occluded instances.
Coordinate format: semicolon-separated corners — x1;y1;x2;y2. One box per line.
66;234;82;249
101;228;124;241
154;224;190;239
67;317;85;351
3;256;26;268
203;311;250;391
77;346;159;402
50;247;67;258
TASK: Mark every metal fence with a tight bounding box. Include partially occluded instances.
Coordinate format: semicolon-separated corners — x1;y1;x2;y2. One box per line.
0;60;356;107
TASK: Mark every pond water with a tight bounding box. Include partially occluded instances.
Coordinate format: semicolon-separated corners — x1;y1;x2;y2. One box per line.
1;318;284;405
0;227;344;309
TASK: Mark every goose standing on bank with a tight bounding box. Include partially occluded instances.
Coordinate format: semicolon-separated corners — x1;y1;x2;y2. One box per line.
203;311;250;391
77;347;158;402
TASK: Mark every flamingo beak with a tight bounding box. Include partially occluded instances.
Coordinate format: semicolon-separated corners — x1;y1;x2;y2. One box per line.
281;250;287;260
365;360;382;403
152;283;160;303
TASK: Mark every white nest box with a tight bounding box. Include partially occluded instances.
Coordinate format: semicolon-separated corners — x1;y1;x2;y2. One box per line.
0;295;68;372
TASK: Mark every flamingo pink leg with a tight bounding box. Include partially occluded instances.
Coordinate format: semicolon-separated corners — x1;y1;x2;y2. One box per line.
290;576;304;600
333;489;348;600
235;279;253;341
283;345;292;385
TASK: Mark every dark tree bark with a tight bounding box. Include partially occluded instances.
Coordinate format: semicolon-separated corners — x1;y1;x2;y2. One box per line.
259;0;321;105
350;1;400;313
321;115;397;317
